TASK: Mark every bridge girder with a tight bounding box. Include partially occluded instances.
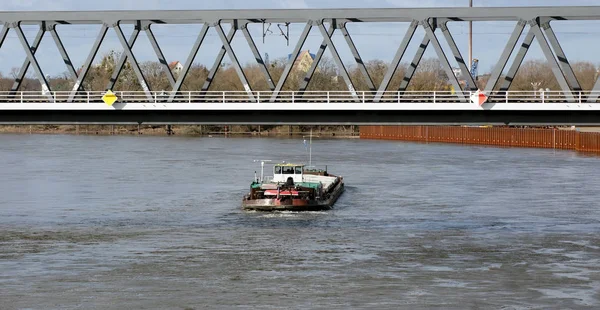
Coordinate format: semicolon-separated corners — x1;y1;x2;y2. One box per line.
0;7;599;104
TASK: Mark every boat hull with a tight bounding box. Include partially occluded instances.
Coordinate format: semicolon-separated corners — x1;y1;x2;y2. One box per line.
242;180;345;212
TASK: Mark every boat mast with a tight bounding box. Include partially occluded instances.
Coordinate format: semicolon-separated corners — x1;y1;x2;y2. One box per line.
309;128;313;167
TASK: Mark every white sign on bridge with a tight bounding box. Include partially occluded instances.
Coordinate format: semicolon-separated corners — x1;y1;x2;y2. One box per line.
470;90;488;106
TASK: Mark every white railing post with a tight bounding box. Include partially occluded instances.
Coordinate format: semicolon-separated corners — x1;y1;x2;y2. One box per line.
505;91;508;104
223;92;226;104
189;92;191;103
327;91;330;103
291;92;294;103
87;91;90;103
542;91;545;104
579;91;582;104
257;91;260;103
398;91;401;104
154;92;157;103
362;91;365;104
433;91;436;104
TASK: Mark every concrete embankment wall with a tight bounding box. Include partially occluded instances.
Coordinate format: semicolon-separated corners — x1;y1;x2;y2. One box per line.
360;126;600;153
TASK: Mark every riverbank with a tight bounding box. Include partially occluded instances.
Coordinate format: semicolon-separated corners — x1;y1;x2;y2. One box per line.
0;125;359;138
361;125;600;153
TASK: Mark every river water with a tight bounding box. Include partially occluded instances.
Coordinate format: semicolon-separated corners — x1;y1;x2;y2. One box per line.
0;134;599;309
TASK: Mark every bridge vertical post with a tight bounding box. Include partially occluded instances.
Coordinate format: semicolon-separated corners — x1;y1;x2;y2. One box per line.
433;91;436;104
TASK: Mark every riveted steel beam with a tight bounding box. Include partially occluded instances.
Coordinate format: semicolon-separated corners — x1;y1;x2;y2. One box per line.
499;28;534;92
169;23;210;102
374;21;418;102
270;21;313;102
11;25;45;93
439;21;477;91
339;23;375;92
529;20;575;102
201;26;236;93
316;21;359;101
145;24;176;88
214;22;255;101
242;24;275;91
422;20;465;101
298;23;335;96
49;24;81;88
106;25;140;91
113;23;152;100
14;23;52;100
484;20;526;93
69;24;108;102
540;19;582;91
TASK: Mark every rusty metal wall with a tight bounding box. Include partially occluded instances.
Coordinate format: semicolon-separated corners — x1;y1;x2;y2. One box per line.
360;126;600;153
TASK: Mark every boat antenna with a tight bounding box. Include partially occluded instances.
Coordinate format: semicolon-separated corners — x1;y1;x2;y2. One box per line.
253;159;272;182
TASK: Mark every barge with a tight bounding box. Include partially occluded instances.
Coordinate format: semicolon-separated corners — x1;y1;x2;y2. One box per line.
242;162;345;211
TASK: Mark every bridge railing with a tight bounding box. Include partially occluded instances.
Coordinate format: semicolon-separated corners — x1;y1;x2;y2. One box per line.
0;90;598;104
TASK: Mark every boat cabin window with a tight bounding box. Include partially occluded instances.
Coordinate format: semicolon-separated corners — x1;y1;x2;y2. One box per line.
282;166;294;174
275;166;282;174
295;166;303;174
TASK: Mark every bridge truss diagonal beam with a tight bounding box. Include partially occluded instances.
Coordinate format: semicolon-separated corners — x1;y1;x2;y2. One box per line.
106;25;140;91
540;19;582;91
69;24;108;102
10;25;45;93
398;33;431;93
484;20;526;93
316;21;359;102
374;21;418;102
14;23;52;101
499;28;535;92
339;23;376;93
201;26;236;93
439;21;477;91
242;24;275;91
214;23;255;101
529;20;575;102
270;21;313;102
145;24;176;89
169;23;210;102
422;20;466;101
298;23;335;96
113;23;152;100
49;25;82;90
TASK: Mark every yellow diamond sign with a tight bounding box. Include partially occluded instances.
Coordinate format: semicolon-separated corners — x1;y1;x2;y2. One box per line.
102;90;118;106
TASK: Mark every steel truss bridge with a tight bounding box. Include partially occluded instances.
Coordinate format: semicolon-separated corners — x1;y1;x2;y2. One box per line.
1;6;600;124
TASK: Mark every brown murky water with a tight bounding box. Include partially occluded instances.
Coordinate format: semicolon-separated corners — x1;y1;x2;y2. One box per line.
0;134;599;309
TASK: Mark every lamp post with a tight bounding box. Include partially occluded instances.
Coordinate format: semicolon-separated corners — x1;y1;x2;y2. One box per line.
469;0;473;69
